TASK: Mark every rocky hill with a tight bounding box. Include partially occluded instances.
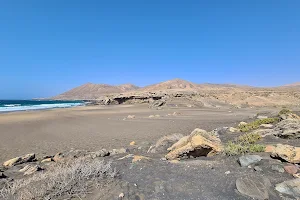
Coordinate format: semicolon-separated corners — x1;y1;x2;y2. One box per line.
53;83;139;100
52;79;300;107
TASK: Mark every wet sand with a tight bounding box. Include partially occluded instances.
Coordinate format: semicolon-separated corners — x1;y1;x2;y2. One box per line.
0;105;258;162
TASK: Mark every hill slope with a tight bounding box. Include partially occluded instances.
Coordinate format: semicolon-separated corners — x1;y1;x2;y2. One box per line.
53;83;139;100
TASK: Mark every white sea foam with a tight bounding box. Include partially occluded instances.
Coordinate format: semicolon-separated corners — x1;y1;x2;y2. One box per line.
4;104;21;107
0;103;83;112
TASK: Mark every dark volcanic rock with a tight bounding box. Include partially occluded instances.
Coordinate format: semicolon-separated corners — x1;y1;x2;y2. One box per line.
238;155;262;167
236;175;271;200
275;178;300;198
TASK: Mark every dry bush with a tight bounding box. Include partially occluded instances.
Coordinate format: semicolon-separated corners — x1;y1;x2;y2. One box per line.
224;133;265;156
0;158;117;200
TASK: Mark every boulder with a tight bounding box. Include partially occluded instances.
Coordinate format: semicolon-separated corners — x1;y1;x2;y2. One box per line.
165;128;222;160
148;133;184;153
3;153;35;167
270;144;300;164
280;113;300;120
41;158;53;163
274;119;300;139
284;165;298;175
275;178;300;198
53;152;65;162
238;155;262;167
149;100;165;109
19;165;43;175
236;175;271;200
130;141;136;146
127;115;136;119
110;148;128;155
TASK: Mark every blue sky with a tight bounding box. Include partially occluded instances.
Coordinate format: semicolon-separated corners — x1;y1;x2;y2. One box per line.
0;1;299;99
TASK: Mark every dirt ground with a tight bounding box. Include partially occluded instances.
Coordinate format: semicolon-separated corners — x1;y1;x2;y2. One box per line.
0;104;264;163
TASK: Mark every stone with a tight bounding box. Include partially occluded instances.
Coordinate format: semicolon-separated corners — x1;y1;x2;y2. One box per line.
236;175;271;200
260;124;273;129
130;141;136;146
238;155;262;167
165;128;222;160
148;100;165;109
265;145;275;153
257;115;268;119
127;115;135;119
90;149;109;159
41;158;52;163
238;122;248;126
53;152;64;162
228;127;239;133
225;171;230;175
19;165;43;175
254;166;263;172
284;165;298;175
275;178;300;198
274;119;300;139
3;153;35;167
132;155;150;163
271;165;285;173
110;148;128;155
294;173;300;178
270;144;300;164
119;192;125;198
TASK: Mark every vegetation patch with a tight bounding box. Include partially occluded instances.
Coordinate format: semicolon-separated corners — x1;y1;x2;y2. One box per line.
224;133;265;156
0;158;117;200
238;118;279;132
278;108;292;116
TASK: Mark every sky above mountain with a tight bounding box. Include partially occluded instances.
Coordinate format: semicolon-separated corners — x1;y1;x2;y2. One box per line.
0;1;300;99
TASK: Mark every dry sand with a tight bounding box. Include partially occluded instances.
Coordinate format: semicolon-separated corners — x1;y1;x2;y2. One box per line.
0;105;260;162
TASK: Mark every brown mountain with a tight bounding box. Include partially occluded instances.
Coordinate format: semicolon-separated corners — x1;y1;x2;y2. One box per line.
53;83;139;100
140;78;198;92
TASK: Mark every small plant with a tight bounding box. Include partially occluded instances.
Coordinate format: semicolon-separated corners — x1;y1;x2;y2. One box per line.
224;133;265;156
278;108;292;116
238;118;279;132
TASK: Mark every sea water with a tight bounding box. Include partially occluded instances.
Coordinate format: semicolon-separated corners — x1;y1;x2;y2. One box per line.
0;100;84;112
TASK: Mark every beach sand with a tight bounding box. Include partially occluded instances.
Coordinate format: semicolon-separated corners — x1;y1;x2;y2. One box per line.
0;104;258;162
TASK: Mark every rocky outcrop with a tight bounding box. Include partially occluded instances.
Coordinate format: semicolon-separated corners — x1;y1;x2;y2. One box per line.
269;144;300;164
274;119;300;139
19;165;43;175
3;153;35;167
275;178;300;198
165;128;222;160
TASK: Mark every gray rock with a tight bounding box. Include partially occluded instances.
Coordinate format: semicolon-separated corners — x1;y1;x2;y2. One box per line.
238;155;262;167
271;165;285;173
236;175;271;200
274;119;300;139
275;178;300;198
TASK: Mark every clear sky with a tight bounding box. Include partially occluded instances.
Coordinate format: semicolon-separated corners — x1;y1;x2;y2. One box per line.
0;1;299;99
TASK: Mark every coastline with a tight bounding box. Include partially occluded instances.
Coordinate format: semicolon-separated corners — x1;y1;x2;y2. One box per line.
0;104;257;162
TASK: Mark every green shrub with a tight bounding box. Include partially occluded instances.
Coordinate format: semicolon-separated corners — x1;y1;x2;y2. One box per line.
224;133;265;156
238;118;279;132
278;108;292;115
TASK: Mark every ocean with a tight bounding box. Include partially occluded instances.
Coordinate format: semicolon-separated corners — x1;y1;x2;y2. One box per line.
0;100;85;112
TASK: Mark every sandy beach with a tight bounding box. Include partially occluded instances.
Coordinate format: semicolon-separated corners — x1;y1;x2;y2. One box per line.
0;105;258;162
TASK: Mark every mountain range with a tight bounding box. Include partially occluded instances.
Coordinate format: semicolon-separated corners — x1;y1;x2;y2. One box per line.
53;78;300;102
